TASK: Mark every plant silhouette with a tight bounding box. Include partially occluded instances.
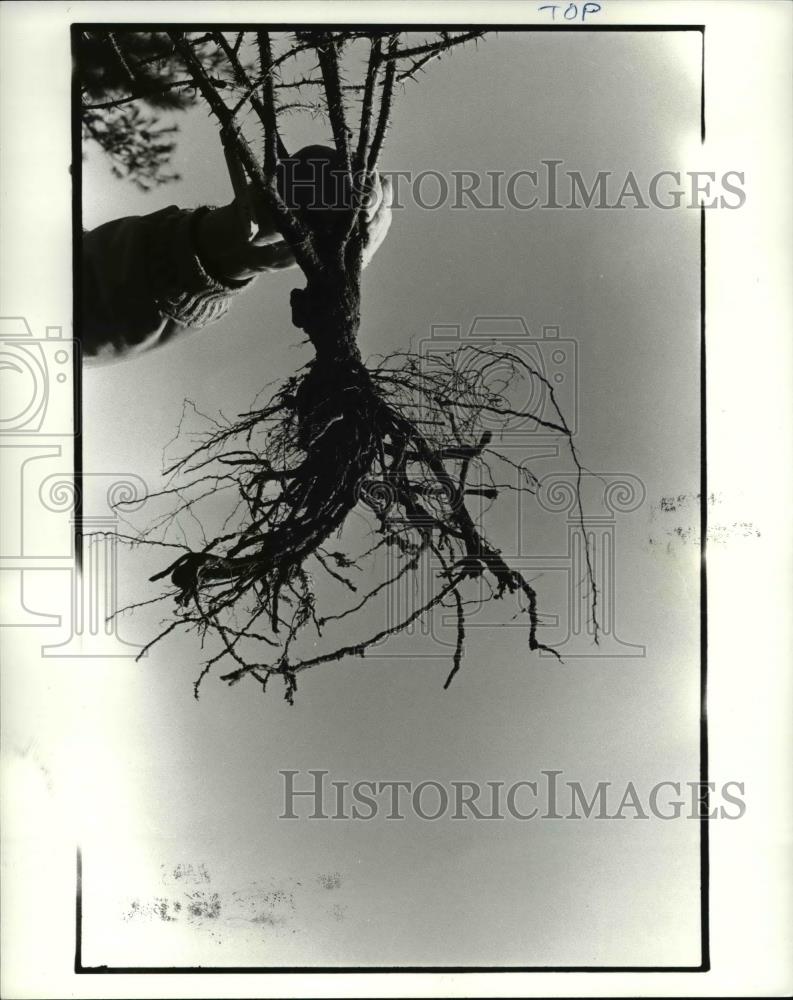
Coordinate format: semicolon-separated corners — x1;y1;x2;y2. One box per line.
80;30;598;699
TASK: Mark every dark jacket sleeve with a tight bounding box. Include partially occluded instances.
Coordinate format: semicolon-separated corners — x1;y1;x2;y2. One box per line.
81;205;253;365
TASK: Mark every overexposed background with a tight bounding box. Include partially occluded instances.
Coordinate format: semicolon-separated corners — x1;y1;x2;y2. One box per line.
79;28;701;967
1;0;790;995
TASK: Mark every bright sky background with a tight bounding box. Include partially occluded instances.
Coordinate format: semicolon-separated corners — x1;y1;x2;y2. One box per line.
77;29;703;967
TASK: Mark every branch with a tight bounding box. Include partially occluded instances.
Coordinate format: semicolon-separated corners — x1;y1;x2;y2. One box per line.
168;31;319;275
354;36;382;174
384;31;486;63
315;33;351;173
106;31;138;86
367;34;398;174
255;31;280;179
81;77;209;111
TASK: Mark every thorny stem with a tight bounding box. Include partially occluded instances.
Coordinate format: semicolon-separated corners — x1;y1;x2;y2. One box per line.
254;32;279;178
315;34;351;173
367;34;398;175
168;31;319;274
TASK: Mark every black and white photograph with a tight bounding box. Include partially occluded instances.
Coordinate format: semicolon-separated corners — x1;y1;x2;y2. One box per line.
1;2;791;997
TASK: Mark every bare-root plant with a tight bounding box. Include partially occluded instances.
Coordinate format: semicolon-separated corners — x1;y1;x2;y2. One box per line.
98;30;599;699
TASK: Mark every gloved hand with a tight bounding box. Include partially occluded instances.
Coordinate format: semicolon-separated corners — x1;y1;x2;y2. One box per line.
195;143;393;283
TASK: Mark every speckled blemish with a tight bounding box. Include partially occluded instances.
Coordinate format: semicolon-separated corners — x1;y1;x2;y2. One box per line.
317;872;343;890
184;891;221;919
